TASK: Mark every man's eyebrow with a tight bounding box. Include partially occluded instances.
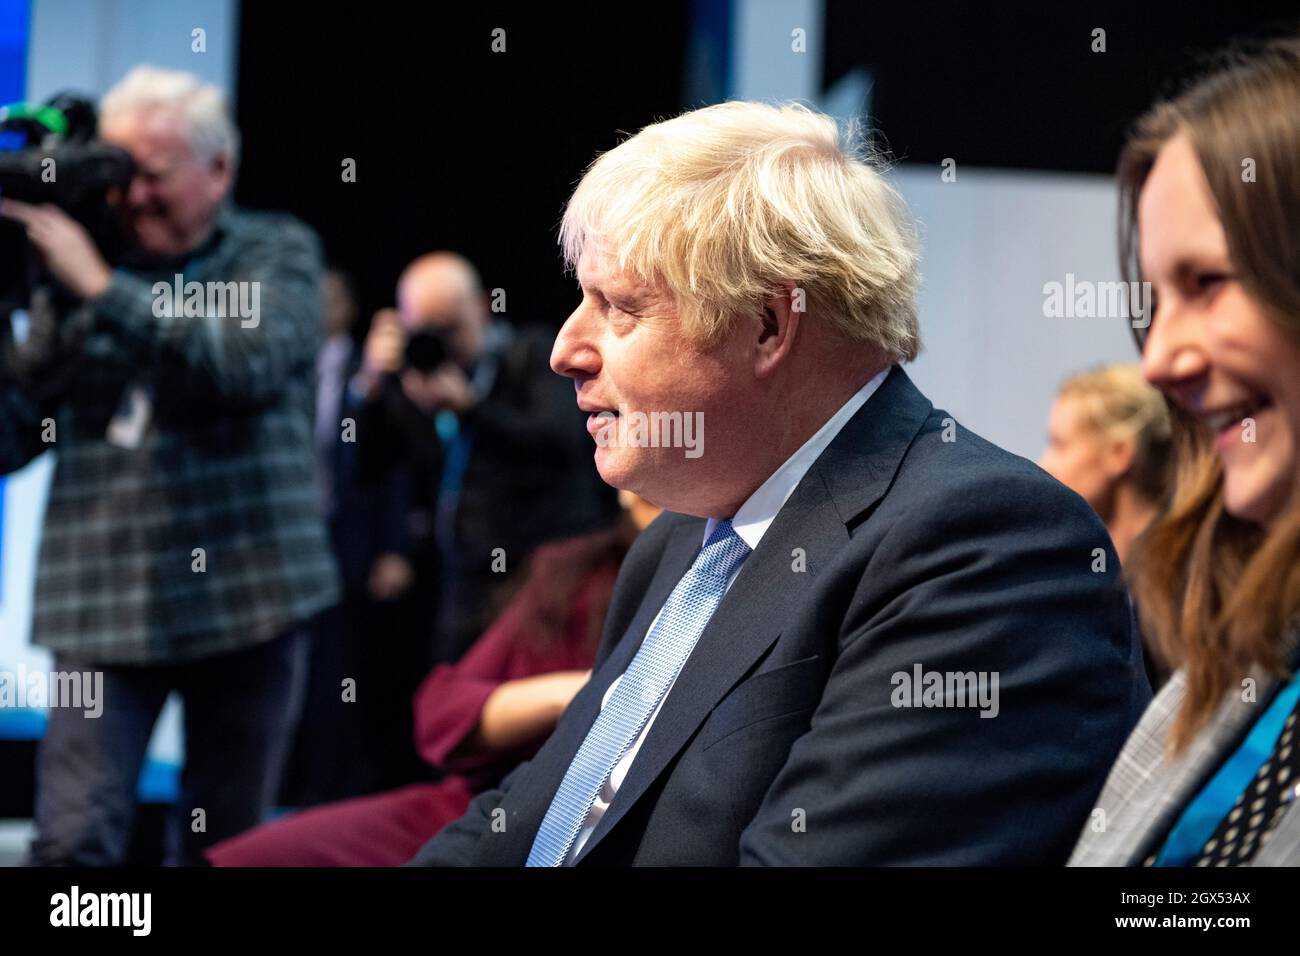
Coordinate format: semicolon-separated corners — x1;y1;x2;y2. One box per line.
608;289;652;309
577;280;650;308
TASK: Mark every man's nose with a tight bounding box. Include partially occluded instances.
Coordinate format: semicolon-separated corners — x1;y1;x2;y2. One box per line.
551;308;599;379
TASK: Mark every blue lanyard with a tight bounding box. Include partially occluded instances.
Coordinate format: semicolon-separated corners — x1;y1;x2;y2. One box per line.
434;344;500;552
1155;673;1300;866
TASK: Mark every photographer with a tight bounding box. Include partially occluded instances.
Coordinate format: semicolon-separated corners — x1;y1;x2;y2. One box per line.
349;252;616;666
0;66;338;865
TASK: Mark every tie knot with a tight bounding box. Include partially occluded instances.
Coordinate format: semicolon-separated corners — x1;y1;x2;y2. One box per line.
698;519;751;579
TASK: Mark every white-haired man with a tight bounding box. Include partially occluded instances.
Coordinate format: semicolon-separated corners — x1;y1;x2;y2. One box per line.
411;101;1150;866
0;66;338;865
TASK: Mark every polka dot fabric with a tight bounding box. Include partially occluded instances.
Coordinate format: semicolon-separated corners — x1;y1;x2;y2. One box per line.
1143;700;1300;867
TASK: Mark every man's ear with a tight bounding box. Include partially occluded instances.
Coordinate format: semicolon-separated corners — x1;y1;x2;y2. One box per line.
754;282;801;379
208;152;234;201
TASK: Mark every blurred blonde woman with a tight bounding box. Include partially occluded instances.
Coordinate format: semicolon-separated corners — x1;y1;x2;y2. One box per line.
1040;364;1175;686
1071;39;1300;867
1040;364;1173;565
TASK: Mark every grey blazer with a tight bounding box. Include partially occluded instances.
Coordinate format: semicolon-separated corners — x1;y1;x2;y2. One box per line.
1069;633;1300;867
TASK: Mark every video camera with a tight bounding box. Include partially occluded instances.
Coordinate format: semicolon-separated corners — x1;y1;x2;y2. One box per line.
0;93;137;318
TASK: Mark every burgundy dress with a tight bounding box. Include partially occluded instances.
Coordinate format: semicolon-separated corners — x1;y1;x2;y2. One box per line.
206;546;617;866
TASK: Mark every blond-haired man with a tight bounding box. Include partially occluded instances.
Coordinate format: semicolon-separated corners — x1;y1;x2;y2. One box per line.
412;102;1150;866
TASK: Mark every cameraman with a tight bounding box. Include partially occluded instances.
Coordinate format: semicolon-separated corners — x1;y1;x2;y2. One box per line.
350;252;616;665
0;66;338;865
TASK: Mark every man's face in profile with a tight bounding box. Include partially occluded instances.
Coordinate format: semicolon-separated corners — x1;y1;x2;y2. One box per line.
550;248;756;517
101;106;231;259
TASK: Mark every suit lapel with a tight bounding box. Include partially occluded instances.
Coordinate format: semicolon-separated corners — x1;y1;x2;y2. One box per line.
812;365;935;525
482;366;934;865
477;520;703;865
572;465;850;862
570;366;934;862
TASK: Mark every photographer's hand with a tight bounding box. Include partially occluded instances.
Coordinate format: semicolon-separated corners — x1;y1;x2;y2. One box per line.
430;362;475;413
366;552;414;601
400;361;475;414
0;199;112;300
352;307;404;399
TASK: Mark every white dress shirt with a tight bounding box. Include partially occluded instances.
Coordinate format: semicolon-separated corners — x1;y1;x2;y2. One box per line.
562;366;890;862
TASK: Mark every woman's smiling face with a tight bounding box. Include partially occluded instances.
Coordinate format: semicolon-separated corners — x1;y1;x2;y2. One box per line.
1138;133;1300;527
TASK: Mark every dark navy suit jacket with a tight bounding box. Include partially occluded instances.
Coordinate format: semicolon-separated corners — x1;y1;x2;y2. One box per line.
410;366;1151;865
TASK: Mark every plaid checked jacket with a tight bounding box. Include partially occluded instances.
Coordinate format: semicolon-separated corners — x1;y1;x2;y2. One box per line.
1069;632;1300;866
0;204;340;664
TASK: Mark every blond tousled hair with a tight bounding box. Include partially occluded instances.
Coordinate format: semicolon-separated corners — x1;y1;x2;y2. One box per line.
1058;363;1173;506
559;101;921;362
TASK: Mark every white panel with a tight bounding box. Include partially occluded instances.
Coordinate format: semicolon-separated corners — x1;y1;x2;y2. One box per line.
27;0;237;103
894;165;1138;462
730;0;821;101
0;453;53;666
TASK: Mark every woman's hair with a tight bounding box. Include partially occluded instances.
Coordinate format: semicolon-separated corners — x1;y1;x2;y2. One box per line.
1057;363;1174;507
1117;38;1300;753
559;101;921;362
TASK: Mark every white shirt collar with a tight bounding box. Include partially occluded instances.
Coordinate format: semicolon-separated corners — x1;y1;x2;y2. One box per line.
704;365;891;550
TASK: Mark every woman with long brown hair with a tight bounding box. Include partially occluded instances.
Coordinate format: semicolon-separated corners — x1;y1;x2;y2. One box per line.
1071;38;1300;867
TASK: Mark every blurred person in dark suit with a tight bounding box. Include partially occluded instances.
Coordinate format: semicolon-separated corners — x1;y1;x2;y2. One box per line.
315;267;361;517
351;252;617;665
282;270;435;802
0;65;338;865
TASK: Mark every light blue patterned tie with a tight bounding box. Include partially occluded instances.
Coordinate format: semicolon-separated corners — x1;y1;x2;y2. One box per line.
526;519;752;866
